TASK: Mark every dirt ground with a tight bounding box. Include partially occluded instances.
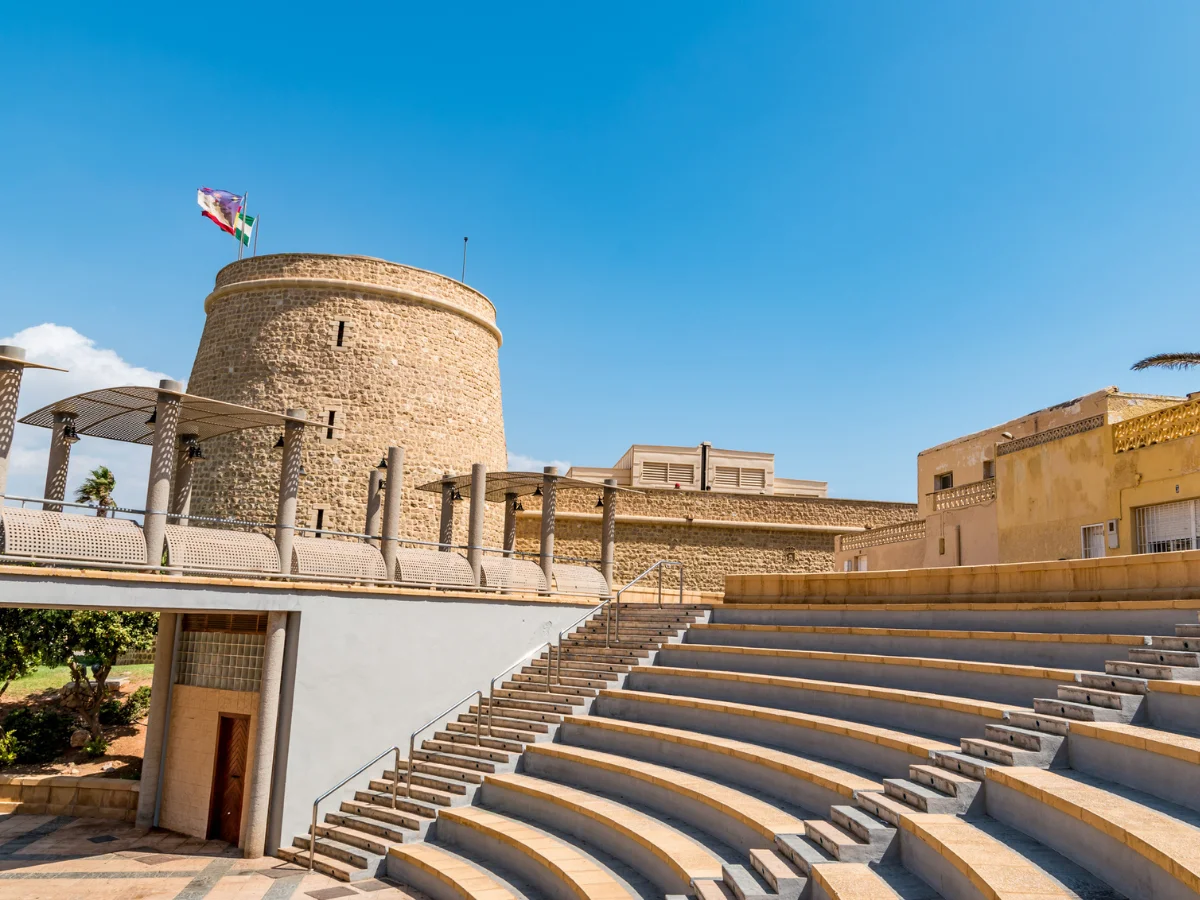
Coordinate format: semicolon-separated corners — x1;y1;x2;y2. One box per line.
0;666;155;779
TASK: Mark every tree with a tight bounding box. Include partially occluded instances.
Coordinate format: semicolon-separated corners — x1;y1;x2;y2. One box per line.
37;611;158;738
75;466;117;517
0;610;44;699
1131;354;1200;371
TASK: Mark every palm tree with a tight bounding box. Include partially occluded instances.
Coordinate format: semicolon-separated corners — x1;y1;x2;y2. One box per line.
75;466;116;517
1132;354;1200;371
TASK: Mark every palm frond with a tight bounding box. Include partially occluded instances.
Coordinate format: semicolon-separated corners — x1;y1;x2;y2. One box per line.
1131;353;1200;371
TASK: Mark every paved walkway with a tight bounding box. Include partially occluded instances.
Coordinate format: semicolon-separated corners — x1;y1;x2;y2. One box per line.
0;814;417;900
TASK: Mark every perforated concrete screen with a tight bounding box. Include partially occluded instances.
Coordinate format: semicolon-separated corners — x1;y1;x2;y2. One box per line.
394;547;476;586
552;564;609;596
0;508;146;565
291;536;387;581
176;631;264;692
164;525;279;573
480;557;548;592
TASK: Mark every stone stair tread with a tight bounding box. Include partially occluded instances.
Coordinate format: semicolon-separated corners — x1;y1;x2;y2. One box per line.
932;750;1000;781
344;795;439;821
501;680;597;699
1058;720;1200;764
472;703;564;724
855;791;915;826
1150;635;1200;650
693;879;737;900
774;833;833;874
1080;672;1149;693
435;730;525;753
1005;709;1073;735
1106;659;1200;680
748;848;802;890
279;844;363;882
830;804;893;844
327;809;419;840
1058;684;1145;708
1034;698;1131;723
959;736;1038;764
1128;647;1200;666
908;764;978;796
295;832;375;870
809;862;928;900
380;767;476;791
883;778;949;805
804;818;863;858
360;783;454;808
316;822;405;856
459;712;549;734
423;738;511;762
413;747;503;771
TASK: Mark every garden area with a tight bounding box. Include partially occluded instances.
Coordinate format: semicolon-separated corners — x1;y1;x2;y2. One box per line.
0;609;157;780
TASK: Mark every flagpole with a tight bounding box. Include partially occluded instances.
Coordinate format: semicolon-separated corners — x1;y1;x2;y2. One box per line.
238;192;249;261
252;214;259;256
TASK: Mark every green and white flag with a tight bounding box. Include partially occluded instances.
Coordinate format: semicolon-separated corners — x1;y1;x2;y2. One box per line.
234;212;255;246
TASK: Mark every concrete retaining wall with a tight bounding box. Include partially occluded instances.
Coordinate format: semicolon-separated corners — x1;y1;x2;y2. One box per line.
0;774;139;822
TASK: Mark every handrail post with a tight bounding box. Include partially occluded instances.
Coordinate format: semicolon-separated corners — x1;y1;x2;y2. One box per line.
392;747;400;809
309;801;317;869
547;642;553;689
658;564;663;607
615;597;620;644
406;733;415;800
605;603;611;648
556;632;564;685
474;690;483;744
679;562;684;604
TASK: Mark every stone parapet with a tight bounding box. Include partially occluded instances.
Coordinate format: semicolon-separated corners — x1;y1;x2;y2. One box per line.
0;774;139;822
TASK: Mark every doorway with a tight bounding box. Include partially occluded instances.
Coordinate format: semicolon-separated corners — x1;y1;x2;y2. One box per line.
207;714;250;845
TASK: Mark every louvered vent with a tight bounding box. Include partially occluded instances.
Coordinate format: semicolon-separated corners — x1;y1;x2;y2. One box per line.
642;461;669;483
182;613;268;635
714;466;740;488
667;463;695;484
741;468;766;489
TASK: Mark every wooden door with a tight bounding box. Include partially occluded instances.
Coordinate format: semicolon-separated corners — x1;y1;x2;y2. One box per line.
207;714;250;845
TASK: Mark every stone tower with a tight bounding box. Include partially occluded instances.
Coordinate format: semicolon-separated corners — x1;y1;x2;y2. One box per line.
186;253;507;547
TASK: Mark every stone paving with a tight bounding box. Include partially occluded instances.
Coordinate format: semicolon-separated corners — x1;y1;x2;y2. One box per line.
0;814;417;900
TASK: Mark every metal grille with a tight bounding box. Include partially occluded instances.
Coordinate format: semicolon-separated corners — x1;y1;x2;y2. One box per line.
182;613;267;634
1081;524;1105;559
176;630;264;692
996;415;1106;456
840;519;926;552
291;536;387;581
480;557;548;592
0;508;146;564
394;547;476;586
164;525;279;573
552;564;609;596
1134;500;1199;554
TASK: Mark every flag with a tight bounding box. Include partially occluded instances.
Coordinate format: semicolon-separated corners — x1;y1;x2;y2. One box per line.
197;187;244;236
234;212;255;246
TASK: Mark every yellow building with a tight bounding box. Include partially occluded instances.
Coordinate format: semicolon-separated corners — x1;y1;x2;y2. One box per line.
834;386;1200;570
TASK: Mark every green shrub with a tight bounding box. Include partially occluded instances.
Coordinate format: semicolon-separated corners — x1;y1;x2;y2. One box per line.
83;735;109;758
2;707;74;763
0;731;17;767
98;686;152;727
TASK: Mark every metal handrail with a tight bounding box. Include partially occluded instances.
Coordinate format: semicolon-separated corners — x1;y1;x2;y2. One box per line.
405;688;484;803
610;560;684;643
309;744;401;870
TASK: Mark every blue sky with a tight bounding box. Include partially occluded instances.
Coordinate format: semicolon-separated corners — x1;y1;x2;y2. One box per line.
2;2;1200;504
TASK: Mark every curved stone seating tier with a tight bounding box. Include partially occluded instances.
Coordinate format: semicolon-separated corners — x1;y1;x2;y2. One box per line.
479;557;547;592
552;563;609;596
291;536;387;582
0;507;146;565
393;547;475;588
163;524;279;573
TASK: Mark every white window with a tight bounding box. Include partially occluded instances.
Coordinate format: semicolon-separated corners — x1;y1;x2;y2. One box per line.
642;461;669;484
1081;524;1105;559
1134;499;1199;554
856;556;868;572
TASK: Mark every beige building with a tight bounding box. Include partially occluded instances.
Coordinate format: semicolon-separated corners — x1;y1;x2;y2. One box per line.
513;443;916;591
835;387;1186;571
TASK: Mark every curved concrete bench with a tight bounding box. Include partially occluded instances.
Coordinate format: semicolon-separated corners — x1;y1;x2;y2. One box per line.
985;767;1200;900
435;806;640;900
1066;721;1200;813
809;863;915;900
626;666;1019;742
689;623;1147;672
522;742;805;853
558;713;881;815
657;643;1079;707
387;842;521;900
482;772;723;893
896;812;1118;900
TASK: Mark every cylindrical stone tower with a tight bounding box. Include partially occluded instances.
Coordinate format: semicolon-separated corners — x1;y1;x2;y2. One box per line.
186;254;507;548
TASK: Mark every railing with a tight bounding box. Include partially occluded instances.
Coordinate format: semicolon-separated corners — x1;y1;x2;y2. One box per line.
839;519;926;552
995;415;1106;456
930;478;996;511
307;559;684;869
1113;398;1200;454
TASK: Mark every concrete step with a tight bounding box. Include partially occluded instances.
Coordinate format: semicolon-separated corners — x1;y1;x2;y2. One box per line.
804;818;876;863
830;804;894;847
1175;623;1200;638
1080;671;1149;694
315;822;404;857
694;879;737;900
721;863;773;900
1106;659;1200;680
423;739;511;764
748;848;805;899
932;750;1000;781
882;778;958;814
390;760;481;787
500;679;597;699
1005;709;1073;736
413;747;503;771
527;658;632;676
544;649;646;665
435;729;525;754
373;773;469;800
278;843;363;882
475;701;566;722
774;834;833;875
521;663;621;683
359;779;453;808
294;832;373;872
1034;697;1135;724
1057;684;1145;714
327;808;419;842
350;792;441;820
983;724;1065;762
493;688;586;709
854;791;915;828
1128;647;1200;667
907;764;982;809
960;736;1049;767
511;671;611;690
1149;635;1200;651
458;712;549;736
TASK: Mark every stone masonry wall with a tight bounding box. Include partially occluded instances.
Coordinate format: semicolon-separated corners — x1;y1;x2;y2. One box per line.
187;254;507;549
515;487;917;591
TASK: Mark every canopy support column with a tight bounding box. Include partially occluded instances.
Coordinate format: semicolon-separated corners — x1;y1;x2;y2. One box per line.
380;446;404;578
143;380;184;564
539;466;557;590
274;408;305;574
467;463;486;584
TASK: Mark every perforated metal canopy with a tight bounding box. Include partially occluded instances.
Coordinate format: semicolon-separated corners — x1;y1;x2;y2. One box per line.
415;471;642;502
19;386;315;445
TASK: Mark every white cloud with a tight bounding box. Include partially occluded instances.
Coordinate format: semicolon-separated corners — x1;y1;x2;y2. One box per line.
2;324;176;511
507;452;572;474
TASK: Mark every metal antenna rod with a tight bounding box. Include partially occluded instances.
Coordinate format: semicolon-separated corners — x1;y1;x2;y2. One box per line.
461;236;468;282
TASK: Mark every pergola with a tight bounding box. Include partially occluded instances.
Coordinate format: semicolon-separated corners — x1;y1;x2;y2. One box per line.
0;345;68;500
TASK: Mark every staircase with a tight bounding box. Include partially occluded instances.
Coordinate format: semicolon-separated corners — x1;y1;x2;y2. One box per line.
290;600;1200;900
